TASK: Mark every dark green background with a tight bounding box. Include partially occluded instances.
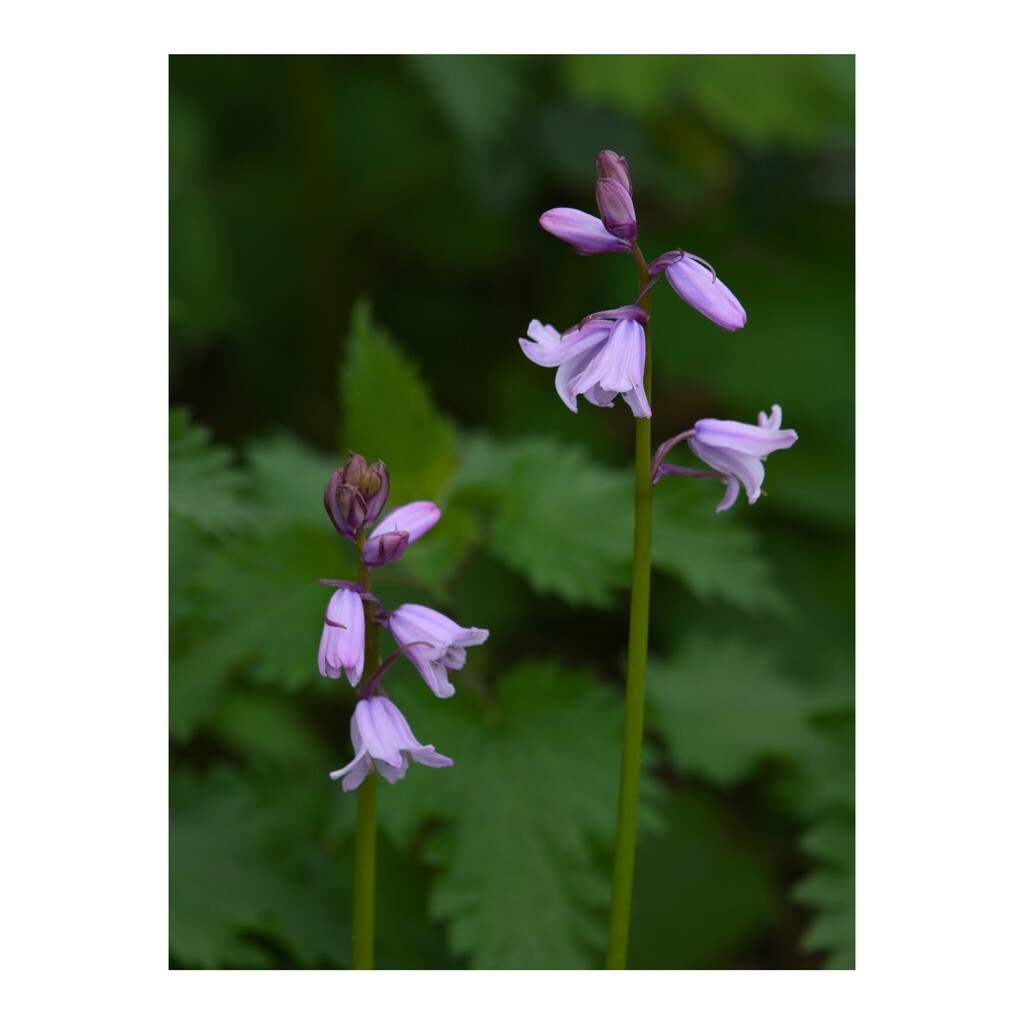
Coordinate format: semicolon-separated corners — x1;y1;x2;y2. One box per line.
170;54;854;969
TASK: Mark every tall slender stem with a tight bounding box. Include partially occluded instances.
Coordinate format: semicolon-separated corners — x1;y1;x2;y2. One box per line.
352;531;379;970
605;245;653;970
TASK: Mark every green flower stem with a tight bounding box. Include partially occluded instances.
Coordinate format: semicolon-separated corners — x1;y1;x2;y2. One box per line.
605;245;653;970
352;531;379;970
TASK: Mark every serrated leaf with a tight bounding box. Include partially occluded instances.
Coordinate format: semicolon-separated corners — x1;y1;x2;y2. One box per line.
169;408;249;533
376;663;655;969
487;439;633;606
170;770;348;968
201;525;350;690
647;635;823;785
246;433;343;533
340;302;458;504
652;485;785;613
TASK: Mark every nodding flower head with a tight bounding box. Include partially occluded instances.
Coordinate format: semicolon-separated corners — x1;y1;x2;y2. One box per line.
329;696;452;791
361;500;440;567
518;305;651;418
652;405;798;512
386;603;489;699
318;587;365;685
649;250;747;332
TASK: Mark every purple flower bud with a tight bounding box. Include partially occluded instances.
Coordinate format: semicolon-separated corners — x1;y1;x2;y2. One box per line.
684;405;798;512
324;473;367;538
340;452;369;487
329;695;452;791
386;603;489;699
358;460;390;525
539;208;632;255
361;529;410;567
663;254;747;331
595;178;637;240
318;587;365;684
595;150;632;195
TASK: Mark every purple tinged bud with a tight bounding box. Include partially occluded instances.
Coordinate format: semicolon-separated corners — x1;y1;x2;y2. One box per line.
329;695;453;791
595;150;632;195
358;461;389;525
539;208;632;255
361;529;410;567
595;178;637;241
664;255;747;331
340;452;369;487
647;249;683;275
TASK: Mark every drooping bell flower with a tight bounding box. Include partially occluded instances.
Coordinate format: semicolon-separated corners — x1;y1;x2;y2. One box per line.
518;305;651;418
385;603;489;699
651;404;798;512
318;587;365;684
361;500;441;567
329;695;452;791
648;250;747;331
538;207;633;255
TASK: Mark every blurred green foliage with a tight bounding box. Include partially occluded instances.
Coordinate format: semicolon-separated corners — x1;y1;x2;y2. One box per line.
170;54;854;970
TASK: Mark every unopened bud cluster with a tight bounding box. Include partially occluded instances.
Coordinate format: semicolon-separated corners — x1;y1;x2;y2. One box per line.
318;451;488;790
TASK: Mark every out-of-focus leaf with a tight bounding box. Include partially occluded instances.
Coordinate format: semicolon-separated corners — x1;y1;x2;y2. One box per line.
647;635;822;785
169;408;249;534
490;440;633;606
377;662;658;969
170;770;348;968
201;525;348;690
340;302;458;504
652;485;786;613
246;433;343;533
795;811;855;969
405;55;525;152
631;790;776;968
561;55;684;117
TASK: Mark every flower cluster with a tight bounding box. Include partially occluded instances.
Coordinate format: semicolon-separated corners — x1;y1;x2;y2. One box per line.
319;452;488;789
522;149;796;510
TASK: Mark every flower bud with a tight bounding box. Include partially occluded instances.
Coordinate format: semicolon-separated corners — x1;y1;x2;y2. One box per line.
324;474;367;538
596;150;632;195
362;529;410;567
339;452;368;487
358;461;389;525
595;178;636;241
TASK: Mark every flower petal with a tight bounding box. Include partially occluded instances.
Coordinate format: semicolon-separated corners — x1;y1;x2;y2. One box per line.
665;256;747;331
370;501;440;544
539;208;632;255
519;320;608;368
692;418;798;459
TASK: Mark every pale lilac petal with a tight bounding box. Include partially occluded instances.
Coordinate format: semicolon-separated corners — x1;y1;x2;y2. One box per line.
554;349;594;412
354;699;404;767
689;439;766;503
519;321;608;368
376;755;410;784
361;530;410;567
370;501;440;544
716;475;742;513
692;418;798;459
539;208;632;255
340;756;372;791
581;383;617;408
411;746;453;768
758;404;783;431
665;257;747;331
622;380;652;419
319;589;365;685
329;746;369;781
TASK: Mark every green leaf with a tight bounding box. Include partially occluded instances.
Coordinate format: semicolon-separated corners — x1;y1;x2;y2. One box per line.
794;811;855;969
652;485;786;613
485;438;633;606
246;433;342;533
340;301;458;504
170;770;348;968
377;662;654;969
405;55;525;151
169;408;249;534
201;525;349;690
646;635;822;785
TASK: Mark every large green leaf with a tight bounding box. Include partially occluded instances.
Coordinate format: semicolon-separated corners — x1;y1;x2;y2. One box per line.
375;662;658;969
340;302;458;504
646;635;822;786
169;408;249;534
